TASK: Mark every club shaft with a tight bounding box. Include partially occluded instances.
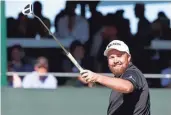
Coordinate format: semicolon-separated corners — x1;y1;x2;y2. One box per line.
33;14;67;53
33;14;84;72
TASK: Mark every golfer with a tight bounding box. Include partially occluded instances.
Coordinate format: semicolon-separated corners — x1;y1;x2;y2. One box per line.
80;40;150;115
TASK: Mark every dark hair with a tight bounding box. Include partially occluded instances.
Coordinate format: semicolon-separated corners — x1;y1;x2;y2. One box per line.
33;1;42;9
135;3;145;11
33;1;42;15
158;12;166;17
10;44;23;51
87;1;100;8
10;44;24;58
70;40;84;53
9;44;27;64
65;1;77;9
103;14;116;26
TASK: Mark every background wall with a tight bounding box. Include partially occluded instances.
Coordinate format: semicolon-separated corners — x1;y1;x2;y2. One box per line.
2;87;171;115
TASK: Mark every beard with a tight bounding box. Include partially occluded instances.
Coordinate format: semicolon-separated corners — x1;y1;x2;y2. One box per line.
109;64;127;77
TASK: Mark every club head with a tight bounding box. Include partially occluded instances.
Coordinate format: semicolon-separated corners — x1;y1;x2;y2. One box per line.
22;4;33;16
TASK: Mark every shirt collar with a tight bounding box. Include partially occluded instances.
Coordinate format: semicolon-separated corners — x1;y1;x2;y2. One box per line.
128;62;133;68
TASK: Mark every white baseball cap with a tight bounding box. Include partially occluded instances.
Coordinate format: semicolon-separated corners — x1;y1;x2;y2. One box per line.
104;40;130;56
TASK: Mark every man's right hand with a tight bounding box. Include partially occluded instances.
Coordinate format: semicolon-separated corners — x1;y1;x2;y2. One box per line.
13;73;22;88
77;76;94;87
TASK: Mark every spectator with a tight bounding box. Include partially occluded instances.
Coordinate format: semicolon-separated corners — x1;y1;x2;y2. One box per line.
8;44;34;72
28;1;51;38
133;4;152;73
87;1;103;39
90;14;118;72
151;18;163;40
134;3;151;46
61;40;94;86
15;12;30;38
160;60;171;88
12;73;22;88
114;10;132;45
157;12;170;28
54;9;66;34
56;1;89;43
7;17;17;38
13;56;58;89
85;1;103;55
7;63;15;86
152;11;171;40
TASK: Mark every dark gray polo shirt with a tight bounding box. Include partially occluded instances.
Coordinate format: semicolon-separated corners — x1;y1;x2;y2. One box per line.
107;63;150;115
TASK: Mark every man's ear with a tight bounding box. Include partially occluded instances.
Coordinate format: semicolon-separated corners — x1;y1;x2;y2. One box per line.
128;54;131;62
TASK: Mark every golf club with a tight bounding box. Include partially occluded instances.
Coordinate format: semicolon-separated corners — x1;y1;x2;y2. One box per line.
22;4;84;72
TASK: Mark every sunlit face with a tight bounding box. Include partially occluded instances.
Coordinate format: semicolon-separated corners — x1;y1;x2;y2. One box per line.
107;49;131;77
35;66;48;76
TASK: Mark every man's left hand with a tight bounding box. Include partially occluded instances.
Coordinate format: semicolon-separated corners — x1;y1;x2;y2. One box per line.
80;70;99;83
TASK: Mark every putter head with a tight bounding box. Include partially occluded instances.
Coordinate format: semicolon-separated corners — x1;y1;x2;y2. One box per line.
22;4;33;16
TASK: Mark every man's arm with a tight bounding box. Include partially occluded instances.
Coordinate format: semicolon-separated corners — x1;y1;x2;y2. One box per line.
81;70;134;93
96;74;134;93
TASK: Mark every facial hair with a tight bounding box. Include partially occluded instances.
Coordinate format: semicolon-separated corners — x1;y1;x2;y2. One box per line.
109;62;127;77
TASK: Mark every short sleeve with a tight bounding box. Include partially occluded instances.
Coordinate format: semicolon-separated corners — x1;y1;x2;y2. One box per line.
122;70;143;90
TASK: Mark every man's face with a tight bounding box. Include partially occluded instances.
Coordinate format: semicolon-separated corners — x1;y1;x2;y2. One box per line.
35;66;48;76
11;48;21;61
73;46;85;60
107;49;131;77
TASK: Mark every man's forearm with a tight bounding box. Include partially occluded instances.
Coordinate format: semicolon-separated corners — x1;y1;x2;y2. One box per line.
96;74;134;93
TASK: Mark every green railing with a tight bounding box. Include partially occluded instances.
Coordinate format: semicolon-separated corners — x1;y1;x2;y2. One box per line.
1;1;7;86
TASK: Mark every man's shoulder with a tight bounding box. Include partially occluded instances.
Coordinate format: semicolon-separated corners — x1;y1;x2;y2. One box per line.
47;74;57;81
24;71;38;79
123;63;148;90
48;74;55;78
128;63;144;74
124;64;142;76
22;71;38;84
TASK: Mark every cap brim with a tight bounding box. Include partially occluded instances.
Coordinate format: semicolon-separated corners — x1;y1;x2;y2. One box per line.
104;47;129;56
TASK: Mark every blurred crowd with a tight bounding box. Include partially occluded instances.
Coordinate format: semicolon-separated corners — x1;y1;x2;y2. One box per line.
7;1;171;88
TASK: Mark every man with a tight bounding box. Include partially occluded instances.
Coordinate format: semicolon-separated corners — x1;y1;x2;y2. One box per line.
21;56;57;89
28;1;51;38
160;60;171;88
134;3;151;40
56;1;89;44
9;44;34;72
62;40;94;87
80;40;150;115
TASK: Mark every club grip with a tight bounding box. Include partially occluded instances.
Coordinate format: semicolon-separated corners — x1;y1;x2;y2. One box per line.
67;53;84;72
67;53;96;87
